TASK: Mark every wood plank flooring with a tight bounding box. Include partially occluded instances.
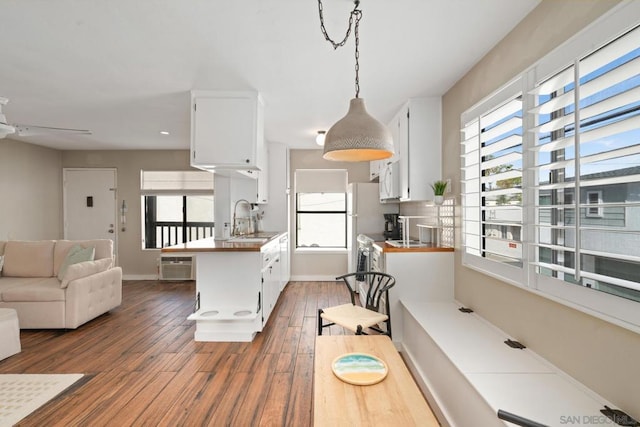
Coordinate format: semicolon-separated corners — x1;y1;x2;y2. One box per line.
0;280;353;426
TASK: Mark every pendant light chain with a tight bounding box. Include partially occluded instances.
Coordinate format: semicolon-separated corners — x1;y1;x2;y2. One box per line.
317;0;363;98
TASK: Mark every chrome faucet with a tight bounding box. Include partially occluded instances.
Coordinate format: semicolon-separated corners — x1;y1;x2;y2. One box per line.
232;199;254;236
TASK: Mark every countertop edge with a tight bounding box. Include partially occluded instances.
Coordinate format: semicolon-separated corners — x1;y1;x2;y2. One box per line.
161;232;287;253
373;241;455;253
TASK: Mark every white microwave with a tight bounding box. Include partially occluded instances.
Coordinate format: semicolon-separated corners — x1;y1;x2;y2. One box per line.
379;161;400;201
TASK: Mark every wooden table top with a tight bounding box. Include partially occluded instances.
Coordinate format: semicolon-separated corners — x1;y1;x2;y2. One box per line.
314;335;439;427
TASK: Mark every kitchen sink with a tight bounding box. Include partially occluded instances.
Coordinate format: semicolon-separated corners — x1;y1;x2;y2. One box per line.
227;236;269;243
385;239;429;248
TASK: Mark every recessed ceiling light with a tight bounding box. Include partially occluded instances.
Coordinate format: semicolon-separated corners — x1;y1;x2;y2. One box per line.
160;131;170;135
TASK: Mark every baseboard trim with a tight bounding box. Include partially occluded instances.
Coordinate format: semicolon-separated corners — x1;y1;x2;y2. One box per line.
290;275;339;282
124;274;340;282
123;274;158;281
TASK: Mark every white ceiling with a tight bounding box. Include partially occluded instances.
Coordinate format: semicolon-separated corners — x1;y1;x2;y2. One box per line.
0;0;540;151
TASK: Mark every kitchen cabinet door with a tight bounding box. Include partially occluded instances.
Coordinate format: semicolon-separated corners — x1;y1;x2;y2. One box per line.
191;91;265;170
236;169;268;204
398;97;442;201
261;239;281;326
257;164;268;204
262;258;280;325
279;233;290;290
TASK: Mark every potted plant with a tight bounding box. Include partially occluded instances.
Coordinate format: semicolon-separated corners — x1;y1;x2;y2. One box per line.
431;180;448;204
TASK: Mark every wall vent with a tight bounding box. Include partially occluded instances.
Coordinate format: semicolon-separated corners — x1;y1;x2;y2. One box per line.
160;256;194;281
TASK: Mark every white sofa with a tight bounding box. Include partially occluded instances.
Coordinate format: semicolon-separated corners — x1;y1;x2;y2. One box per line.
0;239;122;329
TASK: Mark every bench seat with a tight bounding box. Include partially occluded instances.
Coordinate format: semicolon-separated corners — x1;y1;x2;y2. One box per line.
400;300;621;427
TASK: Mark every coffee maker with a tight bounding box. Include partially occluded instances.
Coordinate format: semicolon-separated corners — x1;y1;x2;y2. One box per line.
383;213;402;240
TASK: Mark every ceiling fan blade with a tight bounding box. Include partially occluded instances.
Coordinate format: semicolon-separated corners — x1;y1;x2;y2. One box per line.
0;97;16;138
14;124;92;137
0;122;16;138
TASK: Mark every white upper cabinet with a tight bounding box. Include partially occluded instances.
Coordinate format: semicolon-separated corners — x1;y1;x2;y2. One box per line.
386;112;402;165
371;111;402;182
191;91;265;171
397;97;442;201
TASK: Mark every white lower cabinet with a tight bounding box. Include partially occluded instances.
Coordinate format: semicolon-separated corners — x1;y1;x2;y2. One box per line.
377;248;454;343
261;238;280;326
279;233;290;290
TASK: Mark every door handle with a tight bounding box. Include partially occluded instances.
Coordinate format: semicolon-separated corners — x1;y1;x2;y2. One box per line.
108;229;115;233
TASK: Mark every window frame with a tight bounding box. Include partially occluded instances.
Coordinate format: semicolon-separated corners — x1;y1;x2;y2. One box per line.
461;76;528;288
460;1;640;332
142;194;215;249
295;192;348;249
140;170;215;250
585;190;603;217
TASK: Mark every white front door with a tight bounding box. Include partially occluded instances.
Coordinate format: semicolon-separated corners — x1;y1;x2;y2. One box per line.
63;168;117;254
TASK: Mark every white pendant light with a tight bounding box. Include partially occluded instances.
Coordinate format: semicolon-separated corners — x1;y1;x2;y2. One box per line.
317;0;394;162
323;98;393;161
316;130;326;146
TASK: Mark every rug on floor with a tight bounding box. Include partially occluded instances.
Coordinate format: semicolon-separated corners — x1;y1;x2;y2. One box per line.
0;374;83;427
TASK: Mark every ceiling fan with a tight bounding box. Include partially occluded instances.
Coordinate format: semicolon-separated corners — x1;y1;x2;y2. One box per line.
0;96;92;139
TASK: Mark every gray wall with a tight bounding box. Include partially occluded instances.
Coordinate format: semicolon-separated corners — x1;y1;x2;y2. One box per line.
442;0;640;417
0;138;62;240
61;150;194;278
3;142;370;280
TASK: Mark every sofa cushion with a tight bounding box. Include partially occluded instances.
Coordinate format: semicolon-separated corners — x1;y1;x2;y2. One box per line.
0;277;48;301
1;278;65;302
2;241;55;277
54;240;113;276
60;258;112;289
57;245;95;281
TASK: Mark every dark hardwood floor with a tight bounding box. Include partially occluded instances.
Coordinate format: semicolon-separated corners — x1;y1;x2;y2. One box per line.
0;280;352;426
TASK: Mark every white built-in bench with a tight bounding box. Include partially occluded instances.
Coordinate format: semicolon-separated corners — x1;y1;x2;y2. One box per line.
400;300;633;427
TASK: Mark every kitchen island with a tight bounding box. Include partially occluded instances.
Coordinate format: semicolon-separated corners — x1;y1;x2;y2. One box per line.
162;231;289;342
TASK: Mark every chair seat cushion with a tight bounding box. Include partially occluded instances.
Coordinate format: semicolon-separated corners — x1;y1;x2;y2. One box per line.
321;303;388;333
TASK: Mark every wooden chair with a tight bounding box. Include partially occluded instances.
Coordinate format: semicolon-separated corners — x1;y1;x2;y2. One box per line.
318;272;396;338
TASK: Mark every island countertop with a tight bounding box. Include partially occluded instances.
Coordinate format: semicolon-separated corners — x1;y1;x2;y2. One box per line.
161;232;286;253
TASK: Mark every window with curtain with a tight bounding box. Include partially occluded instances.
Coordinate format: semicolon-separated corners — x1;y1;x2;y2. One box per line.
461;4;640;329
295;169;347;249
140;171;214;249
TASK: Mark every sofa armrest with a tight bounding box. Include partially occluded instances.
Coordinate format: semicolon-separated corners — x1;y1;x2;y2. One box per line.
64;267;123;329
